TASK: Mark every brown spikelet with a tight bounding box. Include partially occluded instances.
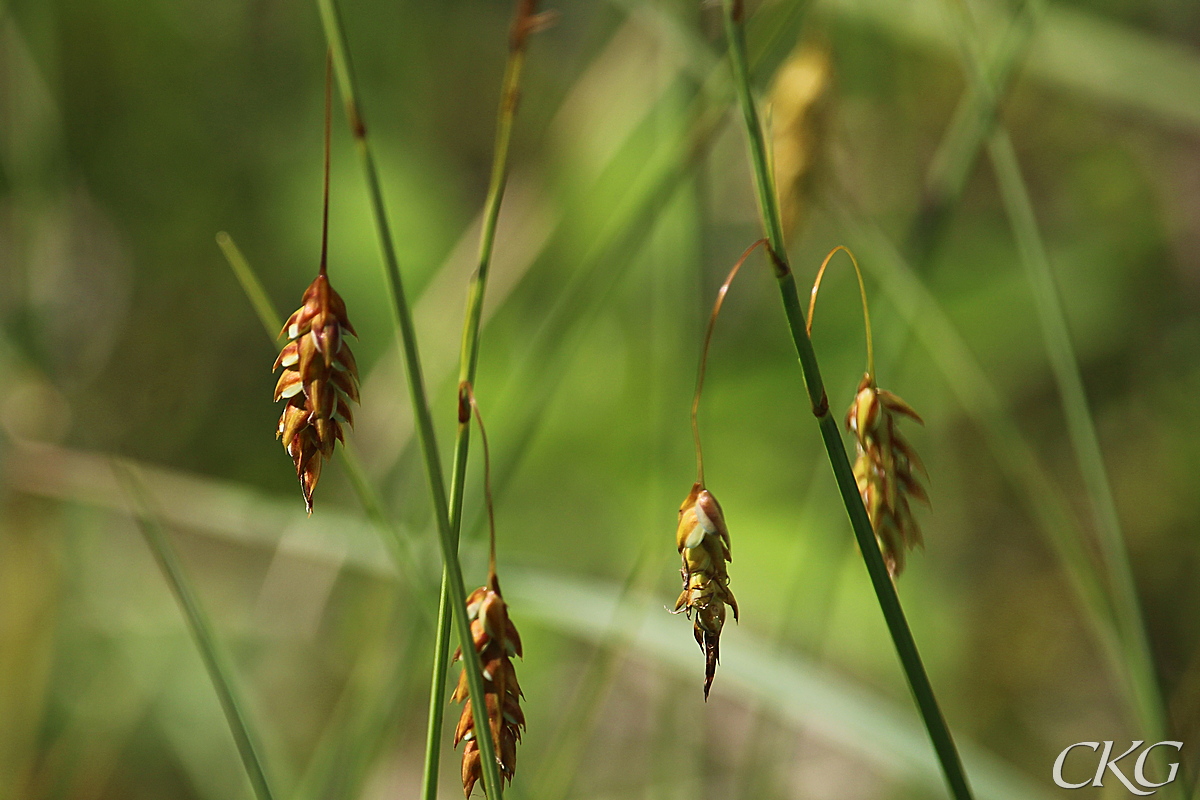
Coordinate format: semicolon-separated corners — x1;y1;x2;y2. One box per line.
273;274;359;513
452;575;525;797
672;482;738;700
769;40;832;234
846;373;929;578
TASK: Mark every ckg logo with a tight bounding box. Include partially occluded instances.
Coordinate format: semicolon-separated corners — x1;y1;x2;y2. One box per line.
1053;741;1183;795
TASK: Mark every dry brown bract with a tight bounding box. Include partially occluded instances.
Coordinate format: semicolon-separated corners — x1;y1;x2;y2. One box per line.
273;274;360;513
453;577;524;797
846;373;929;578
673;482;738;700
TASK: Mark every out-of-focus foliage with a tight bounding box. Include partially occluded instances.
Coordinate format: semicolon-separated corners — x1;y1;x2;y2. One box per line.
2;0;1199;798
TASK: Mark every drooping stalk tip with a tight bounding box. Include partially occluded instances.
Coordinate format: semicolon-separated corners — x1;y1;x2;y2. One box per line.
846;374;929;578
691;238;768;486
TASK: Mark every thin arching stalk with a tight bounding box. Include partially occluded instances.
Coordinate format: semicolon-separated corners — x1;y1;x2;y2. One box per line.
315;1;505;796
806;245;874;378
691;238;767;486
719;2;974;798
421;3;542;798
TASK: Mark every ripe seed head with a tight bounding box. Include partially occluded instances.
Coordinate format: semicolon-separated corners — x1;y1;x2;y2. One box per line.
673;482;738;699
452;579;525;797
273;274;360;513
846;373;929;578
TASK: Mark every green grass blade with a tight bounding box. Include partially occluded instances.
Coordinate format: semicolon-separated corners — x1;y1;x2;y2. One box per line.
217;231;284;337
907;3;1039;262
931;0;1168;754
720;2;974;797
114;462;277;800
821;0;1200;133
987;130;1165;744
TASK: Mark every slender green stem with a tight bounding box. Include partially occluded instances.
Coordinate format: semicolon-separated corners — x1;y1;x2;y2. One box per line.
315;2;505;797
720;3;973;798
420;5;538;798
114;462;276;800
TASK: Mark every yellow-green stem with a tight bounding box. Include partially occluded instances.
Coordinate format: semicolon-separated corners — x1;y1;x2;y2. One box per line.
720;2;973;798
315;1;505;797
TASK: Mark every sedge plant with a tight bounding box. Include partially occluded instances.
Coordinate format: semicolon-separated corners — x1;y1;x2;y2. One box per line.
422;3;547;797
315;0;508;796
718;1;974;798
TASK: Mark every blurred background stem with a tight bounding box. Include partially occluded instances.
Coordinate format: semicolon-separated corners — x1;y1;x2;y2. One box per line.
115;464;277;800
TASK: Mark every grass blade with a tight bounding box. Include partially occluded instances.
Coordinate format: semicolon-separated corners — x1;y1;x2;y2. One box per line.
217;231;284;337
114;461;277;800
934;0;1169;757
988;129;1166;745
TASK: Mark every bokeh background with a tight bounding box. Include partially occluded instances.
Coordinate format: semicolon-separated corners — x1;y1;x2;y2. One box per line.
2;0;1199;798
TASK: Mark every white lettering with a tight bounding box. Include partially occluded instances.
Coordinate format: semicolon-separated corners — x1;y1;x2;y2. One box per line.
1093;741;1153;796
1053;742;1099;789
1134;741;1183;790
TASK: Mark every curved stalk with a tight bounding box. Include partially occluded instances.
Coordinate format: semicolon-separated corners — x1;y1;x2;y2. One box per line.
691;238;767;485
315;1;505;796
806;245;874;377
420;3;541;799
719;2;974;798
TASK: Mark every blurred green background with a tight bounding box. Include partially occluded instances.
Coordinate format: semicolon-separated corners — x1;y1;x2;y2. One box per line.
2;0;1199;798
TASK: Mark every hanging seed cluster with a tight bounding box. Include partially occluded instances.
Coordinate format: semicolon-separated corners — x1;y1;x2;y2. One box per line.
273;274;360;513
673;482;738;699
453;579;525;797
846;373;928;578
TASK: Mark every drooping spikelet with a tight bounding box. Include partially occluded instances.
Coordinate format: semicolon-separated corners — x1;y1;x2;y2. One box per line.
452;575;525;797
273;274;360;513
846;373;929;578
673;482;738;700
